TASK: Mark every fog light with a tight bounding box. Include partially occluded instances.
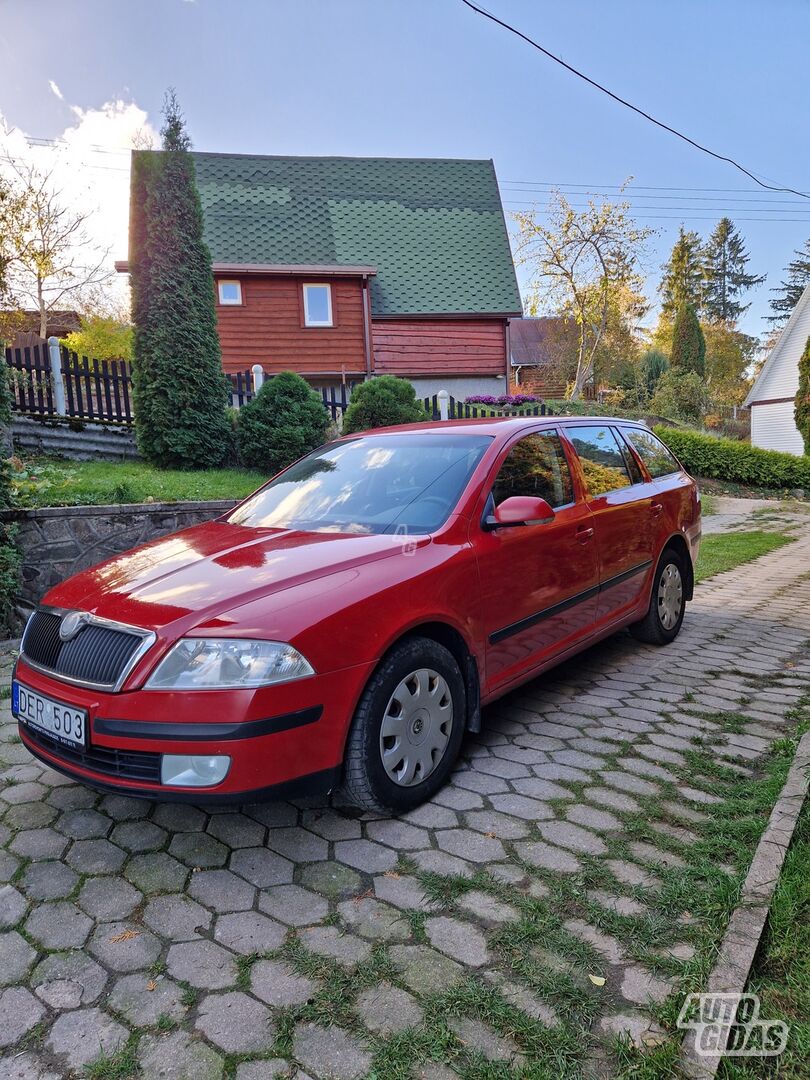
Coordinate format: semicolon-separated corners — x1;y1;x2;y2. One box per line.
161;754;231;787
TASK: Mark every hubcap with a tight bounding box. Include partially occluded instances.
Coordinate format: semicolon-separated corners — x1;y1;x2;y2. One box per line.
380;668;453;787
657;562;683;630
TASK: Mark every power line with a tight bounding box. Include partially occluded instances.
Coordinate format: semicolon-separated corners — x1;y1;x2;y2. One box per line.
503;203;810;223
460;0;810;200
501;185;810;207
503;179;810;196
502;197;810;215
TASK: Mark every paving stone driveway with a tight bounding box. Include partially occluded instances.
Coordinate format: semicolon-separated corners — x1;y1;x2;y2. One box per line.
1;532;809;1080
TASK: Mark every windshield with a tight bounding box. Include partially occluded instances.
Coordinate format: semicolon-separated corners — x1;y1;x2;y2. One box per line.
227;433;492;535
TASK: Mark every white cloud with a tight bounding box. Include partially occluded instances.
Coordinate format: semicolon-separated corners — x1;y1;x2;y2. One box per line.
48;80;64;101
0;97;158;314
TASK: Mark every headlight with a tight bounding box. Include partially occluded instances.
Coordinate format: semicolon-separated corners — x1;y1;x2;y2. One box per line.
145;639;315;690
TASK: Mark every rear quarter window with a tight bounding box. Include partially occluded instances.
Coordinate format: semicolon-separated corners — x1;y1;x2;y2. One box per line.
622;428;680;479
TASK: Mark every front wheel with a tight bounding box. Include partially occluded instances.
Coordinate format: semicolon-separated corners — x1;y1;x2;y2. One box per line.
341;636;466;813
629;548;686;645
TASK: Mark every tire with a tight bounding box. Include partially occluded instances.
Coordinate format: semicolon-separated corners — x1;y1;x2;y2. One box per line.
629;547;686;646
341;636;466;813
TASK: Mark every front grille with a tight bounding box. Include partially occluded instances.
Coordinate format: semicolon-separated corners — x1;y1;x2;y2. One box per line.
21;609;151;690
22;724;161;784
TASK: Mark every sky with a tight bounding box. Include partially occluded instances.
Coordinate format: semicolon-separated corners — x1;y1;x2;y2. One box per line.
1;0;809;337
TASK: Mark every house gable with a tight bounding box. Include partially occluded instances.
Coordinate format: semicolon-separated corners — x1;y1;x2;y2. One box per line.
188;153;522;318
745;282;810;406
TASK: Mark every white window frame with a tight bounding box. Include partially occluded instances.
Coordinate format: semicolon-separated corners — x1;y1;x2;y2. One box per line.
217;280;243;306
302;283;333;327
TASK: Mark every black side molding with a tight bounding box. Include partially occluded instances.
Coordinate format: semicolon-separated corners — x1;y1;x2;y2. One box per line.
490;560;653;645
94;705;323;743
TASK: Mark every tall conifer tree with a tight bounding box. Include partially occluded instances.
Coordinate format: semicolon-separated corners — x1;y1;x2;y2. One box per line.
702;218;764;323
768;239;810;324
670;302;706;376
130;90;230;468
660;227;704;317
795;334;810;454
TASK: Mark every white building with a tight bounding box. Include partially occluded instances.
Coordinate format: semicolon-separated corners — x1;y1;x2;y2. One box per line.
745;283;810;455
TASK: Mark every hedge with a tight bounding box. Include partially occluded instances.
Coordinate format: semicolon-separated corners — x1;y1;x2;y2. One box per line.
654;425;810;490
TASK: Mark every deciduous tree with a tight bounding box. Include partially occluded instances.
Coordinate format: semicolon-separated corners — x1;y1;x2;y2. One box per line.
702;321;758;405
62;314;133;361
515;190;652;399
0;161;111;338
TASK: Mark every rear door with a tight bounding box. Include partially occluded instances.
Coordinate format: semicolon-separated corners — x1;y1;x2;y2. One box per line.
619;425;700;557
563;423;655;623
475;428;600;693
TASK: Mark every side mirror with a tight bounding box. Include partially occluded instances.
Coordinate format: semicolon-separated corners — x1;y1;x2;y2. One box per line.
484;495;555;530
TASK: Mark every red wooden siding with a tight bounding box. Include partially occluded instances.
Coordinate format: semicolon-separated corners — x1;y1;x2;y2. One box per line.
215;275;367;377
371;319;507;377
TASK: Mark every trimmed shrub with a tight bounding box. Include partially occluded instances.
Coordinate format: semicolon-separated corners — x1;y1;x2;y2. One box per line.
651;369;710;424
795;333;810;453
342;376;426;434
236;371;330;474
654;425;810;490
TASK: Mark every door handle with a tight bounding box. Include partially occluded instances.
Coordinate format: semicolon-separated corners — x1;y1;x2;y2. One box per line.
650;503;664;517
576;525;594;544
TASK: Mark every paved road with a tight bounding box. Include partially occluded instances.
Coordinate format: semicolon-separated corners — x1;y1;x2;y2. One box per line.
1;533;809;1080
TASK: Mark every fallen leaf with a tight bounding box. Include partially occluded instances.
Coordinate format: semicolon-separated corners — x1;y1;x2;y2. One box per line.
383;871;400;879
588;974;606;987
485;832;497;839
110;929;140;943
146;980;157;992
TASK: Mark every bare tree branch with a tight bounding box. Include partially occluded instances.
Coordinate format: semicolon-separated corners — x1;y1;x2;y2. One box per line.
514;189;652;398
1;159;114;337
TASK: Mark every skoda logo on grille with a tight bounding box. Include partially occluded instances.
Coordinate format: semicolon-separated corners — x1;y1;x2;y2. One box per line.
59;611;91;642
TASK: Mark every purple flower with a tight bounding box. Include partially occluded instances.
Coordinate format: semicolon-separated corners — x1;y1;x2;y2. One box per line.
464;394;538;407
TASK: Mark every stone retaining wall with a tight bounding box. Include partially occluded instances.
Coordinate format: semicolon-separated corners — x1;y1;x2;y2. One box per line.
4;499;236;609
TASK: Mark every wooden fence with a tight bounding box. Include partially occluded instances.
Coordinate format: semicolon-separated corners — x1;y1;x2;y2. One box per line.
6;343;134;423
5;347;356;426
421;395;554;420
4;346;552;428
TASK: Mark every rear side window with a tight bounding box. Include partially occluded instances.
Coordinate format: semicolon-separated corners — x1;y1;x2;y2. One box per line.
568;425;632;497
491;431;574;509
622;428;680;478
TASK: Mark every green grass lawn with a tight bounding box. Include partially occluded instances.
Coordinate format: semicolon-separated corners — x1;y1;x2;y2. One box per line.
696;531;794;584
12;457;268;509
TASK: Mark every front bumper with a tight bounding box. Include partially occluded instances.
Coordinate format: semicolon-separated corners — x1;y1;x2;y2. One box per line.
14;657;374;802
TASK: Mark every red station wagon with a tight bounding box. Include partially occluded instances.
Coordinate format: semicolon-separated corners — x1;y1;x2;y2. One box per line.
14;419;700;812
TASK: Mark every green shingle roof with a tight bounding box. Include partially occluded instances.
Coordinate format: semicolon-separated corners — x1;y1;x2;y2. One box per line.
188;153;522;317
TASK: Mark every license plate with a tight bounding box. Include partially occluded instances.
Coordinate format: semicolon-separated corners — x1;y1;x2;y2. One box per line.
12;681;87;749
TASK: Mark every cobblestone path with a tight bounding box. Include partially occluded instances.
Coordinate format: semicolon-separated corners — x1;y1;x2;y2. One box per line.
1;534;808;1079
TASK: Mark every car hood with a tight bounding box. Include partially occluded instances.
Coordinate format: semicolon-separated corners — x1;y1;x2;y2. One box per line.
44;519;429;633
